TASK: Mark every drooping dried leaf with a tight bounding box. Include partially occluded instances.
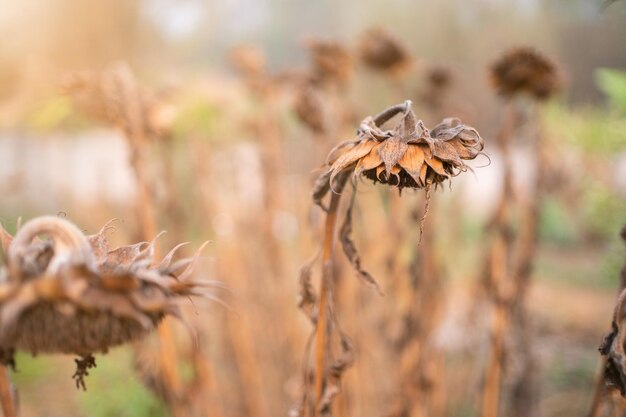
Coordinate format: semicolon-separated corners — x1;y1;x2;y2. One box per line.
297;251;320;324
339;195;382;294
318;332;355;416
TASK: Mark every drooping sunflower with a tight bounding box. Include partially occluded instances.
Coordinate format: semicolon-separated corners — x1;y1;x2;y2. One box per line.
0;216;209;388
313;100;484;205
490;47;561;100
306;38;353;87
358;27;412;75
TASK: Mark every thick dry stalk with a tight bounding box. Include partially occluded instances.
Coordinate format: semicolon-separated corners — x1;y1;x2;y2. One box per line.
508;107;546;417
0;366;15;417
481;104;517;417
120;81;183;416
315;191;342;415
483;302;507;417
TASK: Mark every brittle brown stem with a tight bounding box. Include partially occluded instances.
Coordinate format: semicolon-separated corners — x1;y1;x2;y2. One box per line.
481;103;517;417
372;100;411;127
315;191;342;416
0;366;15;417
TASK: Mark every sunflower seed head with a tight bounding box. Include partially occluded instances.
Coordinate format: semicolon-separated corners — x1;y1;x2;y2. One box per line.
0;216;207;357
490;46;562;101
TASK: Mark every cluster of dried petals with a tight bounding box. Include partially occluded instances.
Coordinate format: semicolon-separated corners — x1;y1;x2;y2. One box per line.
358;28;412;75
0;216;208;376
306;39;353;87
490;47;561;101
313;100;484;206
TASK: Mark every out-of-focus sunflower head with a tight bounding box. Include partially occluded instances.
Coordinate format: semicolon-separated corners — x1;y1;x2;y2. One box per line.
358;27;412;76
305;38;353;87
490;46;562;101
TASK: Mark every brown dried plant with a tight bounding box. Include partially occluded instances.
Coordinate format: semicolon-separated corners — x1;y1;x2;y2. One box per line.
306;39;353;88
358;27;412;76
0;216;208;415
63;63;195;417
314;100;483;203
490;47;561;101
591;226;626;416
481;47;561;417
297;101;484;417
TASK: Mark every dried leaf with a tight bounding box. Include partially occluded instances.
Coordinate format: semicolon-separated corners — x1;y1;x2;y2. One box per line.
298;251;320;323
339;194;382;294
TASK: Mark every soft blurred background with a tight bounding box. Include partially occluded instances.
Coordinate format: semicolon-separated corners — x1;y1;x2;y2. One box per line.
0;0;625;416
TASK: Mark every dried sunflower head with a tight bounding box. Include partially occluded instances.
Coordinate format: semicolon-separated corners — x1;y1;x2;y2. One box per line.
427;65;453;91
313;100;484;205
229;44;267;79
490;47;561;100
294;84;327;134
0;216;208;360
358;27;412;75
306;39;352;87
62;63;169;138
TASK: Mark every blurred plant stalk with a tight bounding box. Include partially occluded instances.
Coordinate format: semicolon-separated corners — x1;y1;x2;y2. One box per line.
0;366;16;417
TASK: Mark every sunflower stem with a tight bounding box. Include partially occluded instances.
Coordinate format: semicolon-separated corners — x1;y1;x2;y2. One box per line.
372;101;412;127
0;365;16;417
315;190;342;416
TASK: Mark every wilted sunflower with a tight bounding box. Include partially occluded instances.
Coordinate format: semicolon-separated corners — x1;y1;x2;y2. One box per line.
306;39;352;87
313;100;484;206
490;47;561;100
294;84;327;134
229;44;266;79
0;216;210;389
358;27;412;75
62;63;171;138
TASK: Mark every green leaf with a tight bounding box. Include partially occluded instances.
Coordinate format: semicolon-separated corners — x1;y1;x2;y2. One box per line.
595;68;626;115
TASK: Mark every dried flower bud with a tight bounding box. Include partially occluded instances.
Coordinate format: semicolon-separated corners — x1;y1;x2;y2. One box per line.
0;216;208;386
313;100;484;205
306;39;352;87
358;28;412;75
490;47;561;100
